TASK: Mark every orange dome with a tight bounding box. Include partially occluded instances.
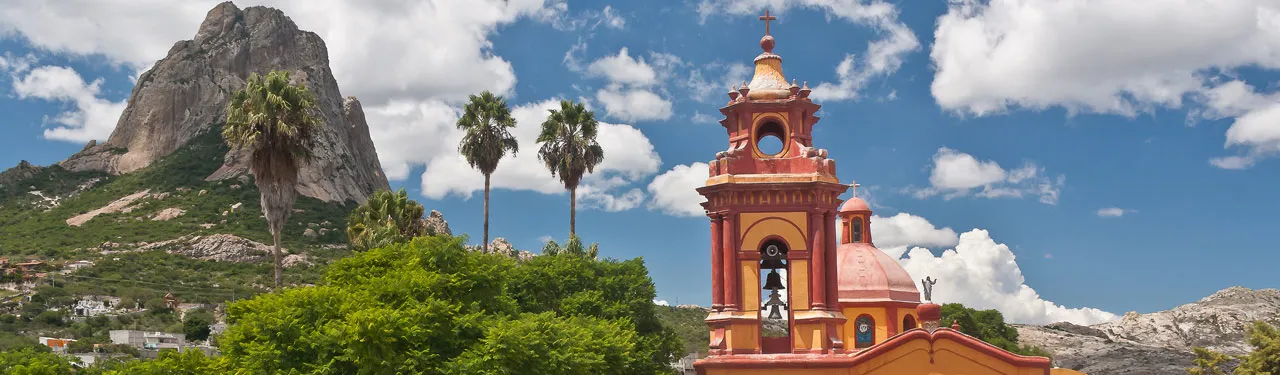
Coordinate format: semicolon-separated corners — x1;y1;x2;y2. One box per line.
839;197;870;213
835;242;920;303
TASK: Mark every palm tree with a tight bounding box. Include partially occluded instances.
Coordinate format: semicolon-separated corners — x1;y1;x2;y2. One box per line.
223;70;318;288
536;100;604;236
457;91;519;253
346;188;431;251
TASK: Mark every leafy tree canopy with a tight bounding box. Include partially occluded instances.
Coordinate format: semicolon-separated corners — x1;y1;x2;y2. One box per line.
939;303;1051;358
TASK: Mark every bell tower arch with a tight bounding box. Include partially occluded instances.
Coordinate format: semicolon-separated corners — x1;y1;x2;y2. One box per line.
698;10;849;356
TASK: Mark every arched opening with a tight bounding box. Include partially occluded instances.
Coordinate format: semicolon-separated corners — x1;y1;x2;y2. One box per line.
903;314;917;331
854;314;875;348
850;217;864;243
759;238;790;354
754;121;786;157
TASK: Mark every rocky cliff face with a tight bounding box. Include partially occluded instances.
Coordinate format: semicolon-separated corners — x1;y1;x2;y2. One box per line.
0;160;42;188
59;1;388;203
1017;287;1279;374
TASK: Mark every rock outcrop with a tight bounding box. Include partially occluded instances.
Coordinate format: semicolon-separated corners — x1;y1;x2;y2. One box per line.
0;160;42;188
141;234;279;263
1016;286;1279;374
59;1;389;203
423;210;451;236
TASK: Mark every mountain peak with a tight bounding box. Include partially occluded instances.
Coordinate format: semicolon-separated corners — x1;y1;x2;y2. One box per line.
60;2;387;203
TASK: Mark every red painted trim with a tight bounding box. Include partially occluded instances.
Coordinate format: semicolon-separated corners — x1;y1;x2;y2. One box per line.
723;213;739;310
824;210;839;311
810;210;827;310
887;306;899;337
710;214;724;310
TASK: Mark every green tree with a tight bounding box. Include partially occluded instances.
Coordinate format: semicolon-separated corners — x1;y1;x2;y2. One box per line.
457;91;519;253
223;70;320;288
0;347;76;375
212;235;677;374
346;188;430;251
182;309;214;342
96;349;226;375
1188;346;1232;375
540;235;599;259
939;303;1051;358
1236;321;1280;375
536;100;604;236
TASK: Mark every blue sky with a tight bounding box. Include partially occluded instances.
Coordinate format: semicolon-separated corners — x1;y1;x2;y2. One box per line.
2;0;1278;324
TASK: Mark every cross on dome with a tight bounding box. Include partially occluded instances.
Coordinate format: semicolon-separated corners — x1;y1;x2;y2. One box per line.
758;10;777;35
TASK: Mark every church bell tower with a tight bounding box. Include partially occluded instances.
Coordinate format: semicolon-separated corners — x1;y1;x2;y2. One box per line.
696;10;850;357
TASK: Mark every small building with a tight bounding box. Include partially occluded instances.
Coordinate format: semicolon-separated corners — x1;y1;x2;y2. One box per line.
39;337;76;352
109;330;186;351
65;260;94;271
73;296;121;317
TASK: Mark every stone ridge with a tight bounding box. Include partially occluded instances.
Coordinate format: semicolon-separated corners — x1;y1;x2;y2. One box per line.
59;1;389;203
1016;286;1279;374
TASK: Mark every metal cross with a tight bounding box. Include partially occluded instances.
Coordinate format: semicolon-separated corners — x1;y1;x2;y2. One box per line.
759;10;777;35
851;180;860;197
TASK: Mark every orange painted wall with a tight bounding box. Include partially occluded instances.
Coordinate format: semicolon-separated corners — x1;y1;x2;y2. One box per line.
790;259;810;310
895;308;918;332
704;367;848;375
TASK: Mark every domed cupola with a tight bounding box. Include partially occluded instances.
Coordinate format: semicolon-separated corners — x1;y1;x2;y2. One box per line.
834;185;922;350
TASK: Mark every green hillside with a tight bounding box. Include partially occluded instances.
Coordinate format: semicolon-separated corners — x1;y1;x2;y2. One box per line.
0;125;358;300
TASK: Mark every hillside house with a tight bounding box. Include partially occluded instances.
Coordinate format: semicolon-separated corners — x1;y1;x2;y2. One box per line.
73;296;121;317
39;337;76;352
109;330;186;351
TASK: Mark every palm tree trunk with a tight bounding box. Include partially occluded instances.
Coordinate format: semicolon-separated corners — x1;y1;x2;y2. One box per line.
570;187;577;236
272;230;283;288
483;174;491;253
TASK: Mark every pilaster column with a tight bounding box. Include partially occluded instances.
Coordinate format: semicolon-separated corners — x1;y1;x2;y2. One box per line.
825;210;839;309
810;210;827;310
723;212;740;310
710;213;724;311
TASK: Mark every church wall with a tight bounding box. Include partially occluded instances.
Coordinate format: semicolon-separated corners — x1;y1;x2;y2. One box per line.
850;338;1049;375
738;213;809;251
841;307;888;348
790;259;810;310
895;309;918;332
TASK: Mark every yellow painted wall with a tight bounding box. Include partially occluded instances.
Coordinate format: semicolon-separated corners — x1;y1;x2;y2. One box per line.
790;259;810;310
1051;369;1088;375
842;307;888;347
852;338;1048;375
741;261;760;312
895;308;918;332
728;322;760;351
739;212;809;251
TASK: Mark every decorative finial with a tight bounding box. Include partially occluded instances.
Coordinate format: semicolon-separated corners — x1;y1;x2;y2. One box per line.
758;10;777;35
951;320;961;330
728;87;739;101
922;276;938;302
799;81;811;99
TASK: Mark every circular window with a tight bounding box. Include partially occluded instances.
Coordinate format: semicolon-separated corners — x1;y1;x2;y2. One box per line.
754;121;787;157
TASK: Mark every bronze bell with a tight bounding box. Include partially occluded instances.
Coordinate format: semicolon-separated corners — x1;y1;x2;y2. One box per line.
764;289;787;319
763;269;785;290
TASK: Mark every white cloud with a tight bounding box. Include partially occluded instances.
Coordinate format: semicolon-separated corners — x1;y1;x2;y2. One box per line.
879;214;1117;325
912;148;1064;205
647;162;710;217
595;85;674;122
586;47;658;87
870;213;960;254
930;0;1280;167
11;66;126;143
653;299;670;306
537;235;553;244
1096;207;1136;217
696;0;920;101
402;99;661;212
684;61;753;103
563;39;589;72
691;112;720;124
0;52;36;74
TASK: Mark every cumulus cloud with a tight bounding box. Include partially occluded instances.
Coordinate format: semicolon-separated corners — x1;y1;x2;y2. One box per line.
696;0;920;101
874;213;1116;325
691;112;720;124
930;0;1280;167
647;162;710;217
595;85;674;122
1096;207;1136;217
395;99;660;212
11;66;127;143
911;148;1064;205
684;61;753;103
581;48;675;122
898;229;1118;325
653;299;670;306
